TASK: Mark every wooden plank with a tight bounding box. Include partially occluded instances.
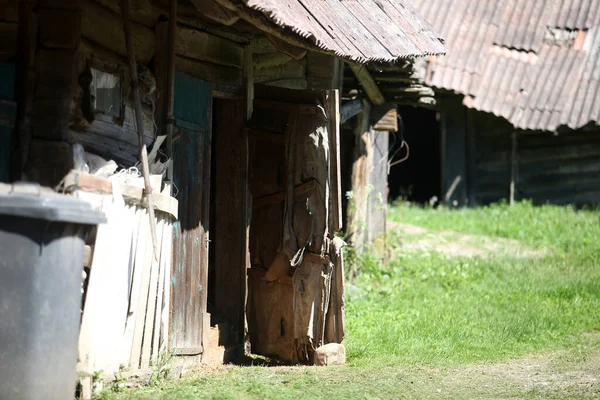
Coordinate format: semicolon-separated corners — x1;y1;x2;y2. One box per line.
340;97;364;124
159;219;172;353
372;105;398;131
152;215;168;363
264;78;307;90
39;8;81;49
81;0;155;63
346;99;371;254
348;62;385;106
175;25;243;69
253;52;292;70
140;216;165;369
175;55;243;90
83;245;93;268
254;59;306;84
123;207;150;369
171;73;211;353
245;46;254;120
62;170;179;218
77;191;134;378
328;90;342;231
82;103;156;149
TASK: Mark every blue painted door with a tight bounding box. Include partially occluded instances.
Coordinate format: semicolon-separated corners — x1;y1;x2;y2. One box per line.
0;63;16;182
170;72;212;352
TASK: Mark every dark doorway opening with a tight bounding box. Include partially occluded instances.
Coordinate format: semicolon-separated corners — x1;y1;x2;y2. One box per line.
388;106;441;203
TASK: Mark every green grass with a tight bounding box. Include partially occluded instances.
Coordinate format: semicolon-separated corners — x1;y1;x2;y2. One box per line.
97;201;600;399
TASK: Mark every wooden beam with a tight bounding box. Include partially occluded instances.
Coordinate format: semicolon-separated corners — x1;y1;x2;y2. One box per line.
328;89;342;231
82;0;155;63
175;25;244;69
244;46;254;120
253;52;292;70
371;105;398;131
340;97;363;124
348;62;385;106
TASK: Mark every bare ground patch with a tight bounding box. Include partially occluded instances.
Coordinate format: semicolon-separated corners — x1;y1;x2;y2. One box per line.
388;222;549;258
410;342;600;399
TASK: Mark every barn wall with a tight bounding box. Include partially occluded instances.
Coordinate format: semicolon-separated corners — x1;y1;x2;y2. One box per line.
60;0;244;168
468;108;513;205
517;128;600;205
458;100;600;206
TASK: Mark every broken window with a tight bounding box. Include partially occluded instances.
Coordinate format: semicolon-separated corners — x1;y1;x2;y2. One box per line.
91;68;121;118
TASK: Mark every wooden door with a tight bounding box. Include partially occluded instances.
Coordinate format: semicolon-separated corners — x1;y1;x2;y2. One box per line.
0;63;15;182
170;72;212;355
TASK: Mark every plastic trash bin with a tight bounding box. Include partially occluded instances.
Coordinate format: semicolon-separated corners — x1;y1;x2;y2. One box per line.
0;182;106;400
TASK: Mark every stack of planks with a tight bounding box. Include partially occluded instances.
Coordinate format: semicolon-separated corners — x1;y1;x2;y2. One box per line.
70;174;176;399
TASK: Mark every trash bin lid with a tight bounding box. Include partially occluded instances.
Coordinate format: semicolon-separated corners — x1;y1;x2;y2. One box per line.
0;182;106;225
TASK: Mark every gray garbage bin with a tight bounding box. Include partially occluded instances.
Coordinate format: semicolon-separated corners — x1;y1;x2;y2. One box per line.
0;182;106;400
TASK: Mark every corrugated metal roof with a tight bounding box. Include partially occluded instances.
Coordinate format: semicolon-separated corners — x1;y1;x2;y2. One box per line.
411;0;600;131
237;0;447;62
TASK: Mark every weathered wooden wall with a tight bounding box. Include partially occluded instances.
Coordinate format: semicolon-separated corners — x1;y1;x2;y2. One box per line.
64;2;245;168
439;97;600;206
170;72;212;356
469;108;513;204
24;0;83;186
440;98;469;206
516;128;600;205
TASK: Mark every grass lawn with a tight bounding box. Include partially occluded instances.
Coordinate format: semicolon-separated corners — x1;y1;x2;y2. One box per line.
97;201;600;399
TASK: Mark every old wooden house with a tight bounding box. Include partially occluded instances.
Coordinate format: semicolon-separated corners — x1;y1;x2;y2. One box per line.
382;0;600;206
0;0;445;395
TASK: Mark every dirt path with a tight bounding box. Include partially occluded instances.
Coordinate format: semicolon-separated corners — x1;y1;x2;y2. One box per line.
407;341;600;399
388;222;549;258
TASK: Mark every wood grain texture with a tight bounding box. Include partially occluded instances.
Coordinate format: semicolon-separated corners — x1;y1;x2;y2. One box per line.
170;73;211;353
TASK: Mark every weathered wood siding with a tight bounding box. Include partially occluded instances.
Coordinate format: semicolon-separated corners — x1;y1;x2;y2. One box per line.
171;72;212;354
468;108;513;204
441;98;469;206
66;2;244;167
517;129;600;205
457;102;600;206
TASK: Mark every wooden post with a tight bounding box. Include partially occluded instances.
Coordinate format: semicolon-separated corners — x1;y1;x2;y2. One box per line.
165;0;177;182
120;0;158;258
509;130;517;206
347;99;371;258
244;45;254;120
348;62;385;106
327;89;342;231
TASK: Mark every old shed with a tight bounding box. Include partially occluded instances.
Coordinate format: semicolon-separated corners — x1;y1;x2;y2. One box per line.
390;0;600;206
0;0;444;396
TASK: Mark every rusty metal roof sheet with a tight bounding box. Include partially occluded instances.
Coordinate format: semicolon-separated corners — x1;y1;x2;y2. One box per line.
238;0;446;62
411;0;600;131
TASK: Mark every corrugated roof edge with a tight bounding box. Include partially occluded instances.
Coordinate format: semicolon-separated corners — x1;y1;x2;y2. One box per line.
233;0;446;63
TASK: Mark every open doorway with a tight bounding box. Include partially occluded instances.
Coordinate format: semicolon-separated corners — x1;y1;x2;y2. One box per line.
207;97;247;356
388;106;441;204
